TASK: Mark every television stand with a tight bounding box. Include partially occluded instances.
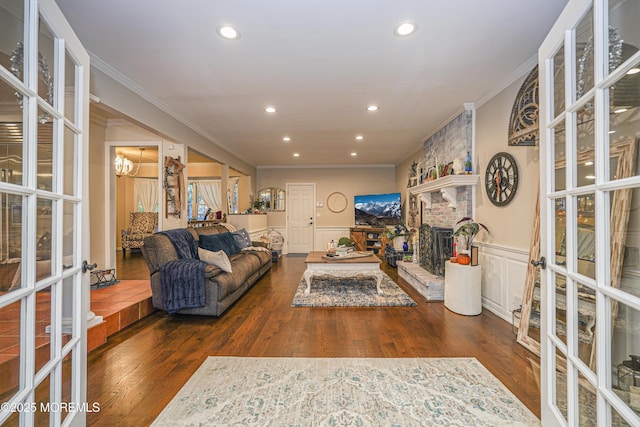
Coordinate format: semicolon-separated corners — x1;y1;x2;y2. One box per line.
350;227;388;257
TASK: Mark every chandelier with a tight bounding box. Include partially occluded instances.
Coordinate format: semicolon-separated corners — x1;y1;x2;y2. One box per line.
115;148;144;177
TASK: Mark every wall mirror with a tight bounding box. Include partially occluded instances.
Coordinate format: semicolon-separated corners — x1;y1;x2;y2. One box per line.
517;138;638;370
258;187;285;211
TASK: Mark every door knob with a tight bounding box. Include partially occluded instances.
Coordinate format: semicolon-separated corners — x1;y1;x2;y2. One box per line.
530;257;546;270
82;260;97;273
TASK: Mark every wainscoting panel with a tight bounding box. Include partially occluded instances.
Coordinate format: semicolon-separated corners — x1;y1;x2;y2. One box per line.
476;243;529;325
313;227;352;252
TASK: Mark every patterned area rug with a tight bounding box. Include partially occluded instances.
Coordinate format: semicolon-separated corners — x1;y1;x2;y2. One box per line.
152;357;540;426
291;272;417;307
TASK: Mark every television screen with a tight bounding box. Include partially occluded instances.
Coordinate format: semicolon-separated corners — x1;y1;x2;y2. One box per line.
354;192;402;226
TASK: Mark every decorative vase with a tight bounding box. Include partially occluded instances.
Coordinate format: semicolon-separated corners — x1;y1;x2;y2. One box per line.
402;241;409;252
393;236;406;251
457;251;471;265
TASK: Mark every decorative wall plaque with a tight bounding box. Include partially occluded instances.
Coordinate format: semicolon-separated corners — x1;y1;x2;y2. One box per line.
508;66;539;146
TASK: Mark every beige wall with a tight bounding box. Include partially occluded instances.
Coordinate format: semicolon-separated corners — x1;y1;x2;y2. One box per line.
257;166;396;228
114;164;158;248
475;75;540;251
91;67;257;182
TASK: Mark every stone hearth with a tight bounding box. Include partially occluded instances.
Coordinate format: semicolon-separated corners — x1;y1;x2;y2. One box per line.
397;261;444;301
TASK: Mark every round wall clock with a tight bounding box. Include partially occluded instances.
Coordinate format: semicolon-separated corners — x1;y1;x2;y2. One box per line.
327;192;348;213
485;152;519;206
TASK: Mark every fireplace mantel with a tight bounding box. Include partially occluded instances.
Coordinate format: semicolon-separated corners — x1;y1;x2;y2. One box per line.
409;175;479;209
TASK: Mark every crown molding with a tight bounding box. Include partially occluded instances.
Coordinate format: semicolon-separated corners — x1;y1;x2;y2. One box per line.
88;51;235;154
256;164;395;170
474;54;538;109
398;55;538;167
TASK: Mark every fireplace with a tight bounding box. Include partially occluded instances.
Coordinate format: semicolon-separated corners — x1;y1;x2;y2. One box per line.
419;224;454;277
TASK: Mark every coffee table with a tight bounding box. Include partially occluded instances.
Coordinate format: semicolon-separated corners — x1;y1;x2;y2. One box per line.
303;251;383;295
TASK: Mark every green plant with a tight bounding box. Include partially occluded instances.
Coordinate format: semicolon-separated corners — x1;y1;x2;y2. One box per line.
252;199;264;210
338;237;353;247
386;224;414;240
453;217;489;250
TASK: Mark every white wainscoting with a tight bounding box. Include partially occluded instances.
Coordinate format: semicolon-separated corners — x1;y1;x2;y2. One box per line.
269;227;351;254
476;242;530;325
313;227;352;252
247;227;269;243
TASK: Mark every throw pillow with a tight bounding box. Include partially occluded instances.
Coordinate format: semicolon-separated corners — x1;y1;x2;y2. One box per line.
198;248;232;273
231;228;252;249
199;232;240;257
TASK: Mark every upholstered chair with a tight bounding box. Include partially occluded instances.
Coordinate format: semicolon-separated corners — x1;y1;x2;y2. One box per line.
121;212;158;254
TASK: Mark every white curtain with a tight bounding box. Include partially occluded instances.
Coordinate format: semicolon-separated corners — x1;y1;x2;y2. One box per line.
197;180;222;212
134;178;158;212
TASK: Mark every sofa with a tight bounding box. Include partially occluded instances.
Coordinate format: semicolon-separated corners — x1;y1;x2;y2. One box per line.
141;224;271;316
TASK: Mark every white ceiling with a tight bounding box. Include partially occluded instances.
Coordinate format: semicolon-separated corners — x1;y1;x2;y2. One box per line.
56;0;568;167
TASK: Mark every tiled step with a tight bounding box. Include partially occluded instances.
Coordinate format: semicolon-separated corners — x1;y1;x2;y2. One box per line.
0;280;155;396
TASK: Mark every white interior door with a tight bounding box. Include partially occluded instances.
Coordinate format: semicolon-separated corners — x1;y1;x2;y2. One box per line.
286;183;315;253
0;0;91;426
539;0;640;425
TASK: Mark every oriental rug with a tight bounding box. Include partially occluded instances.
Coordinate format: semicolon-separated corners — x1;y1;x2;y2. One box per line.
151;357;539;426
291;272;417;307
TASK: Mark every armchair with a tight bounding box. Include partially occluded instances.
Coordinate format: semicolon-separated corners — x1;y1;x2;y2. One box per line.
121;212;158;254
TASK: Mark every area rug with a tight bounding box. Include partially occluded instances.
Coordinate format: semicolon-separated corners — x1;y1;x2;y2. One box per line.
291;272;417;307
151;357;540;426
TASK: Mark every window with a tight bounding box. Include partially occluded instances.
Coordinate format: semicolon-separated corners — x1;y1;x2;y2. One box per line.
187;182;211;220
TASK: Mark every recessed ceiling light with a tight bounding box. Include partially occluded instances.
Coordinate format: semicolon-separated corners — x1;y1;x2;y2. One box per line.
265;106;276;113
282;136;291;142
217;25;240;40
293;153;300;157
609;130;616;134
366;105;379;112
627;68;640;75
584;161;594;166
614;107;628;114
585;175;596;180
394;21;418;37
351;152;357;157
355;135;364;140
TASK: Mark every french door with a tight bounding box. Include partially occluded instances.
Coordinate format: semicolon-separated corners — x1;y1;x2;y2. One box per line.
0;0;90;426
539;0;640;425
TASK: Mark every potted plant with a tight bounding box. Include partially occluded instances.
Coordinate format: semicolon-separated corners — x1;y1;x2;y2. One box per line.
453;217;488;264
338;237;353;247
386;224;415;251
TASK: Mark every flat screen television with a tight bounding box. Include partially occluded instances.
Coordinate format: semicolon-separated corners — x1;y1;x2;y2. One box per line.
354;192;401;227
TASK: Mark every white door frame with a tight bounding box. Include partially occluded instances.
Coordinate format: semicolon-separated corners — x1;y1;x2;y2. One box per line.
103;140;162;269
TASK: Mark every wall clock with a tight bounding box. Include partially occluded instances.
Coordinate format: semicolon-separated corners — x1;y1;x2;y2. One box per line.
485;152;519;206
327;192;348;213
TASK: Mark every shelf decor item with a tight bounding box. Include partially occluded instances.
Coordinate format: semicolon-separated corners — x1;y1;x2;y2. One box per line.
453;217;489;252
457;251;471;265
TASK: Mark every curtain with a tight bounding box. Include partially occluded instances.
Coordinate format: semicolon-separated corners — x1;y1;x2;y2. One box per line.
134;178;158;212
197;180;222;212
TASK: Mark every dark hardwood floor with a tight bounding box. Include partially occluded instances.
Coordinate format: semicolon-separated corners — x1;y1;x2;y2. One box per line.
87;254;541;426
116;250;151;280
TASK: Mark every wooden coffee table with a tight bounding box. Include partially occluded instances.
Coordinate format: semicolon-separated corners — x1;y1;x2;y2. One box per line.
303;251;383;295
